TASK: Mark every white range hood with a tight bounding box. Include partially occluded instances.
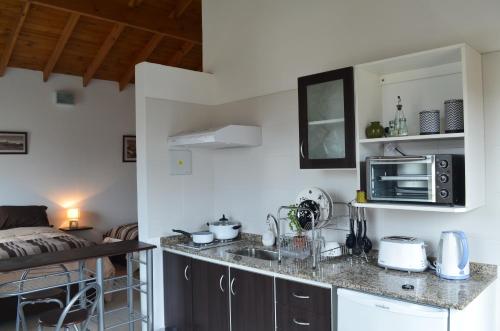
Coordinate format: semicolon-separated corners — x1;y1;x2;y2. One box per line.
167;125;262;149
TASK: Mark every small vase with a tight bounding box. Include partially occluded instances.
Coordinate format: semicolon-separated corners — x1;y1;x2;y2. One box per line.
365;121;384;138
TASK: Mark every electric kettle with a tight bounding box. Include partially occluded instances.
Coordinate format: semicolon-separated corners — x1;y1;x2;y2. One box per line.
436;230;470;280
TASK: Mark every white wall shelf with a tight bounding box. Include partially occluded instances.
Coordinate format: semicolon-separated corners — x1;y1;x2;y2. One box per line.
352;202;468;213
359;132;464;144
354;44;485;213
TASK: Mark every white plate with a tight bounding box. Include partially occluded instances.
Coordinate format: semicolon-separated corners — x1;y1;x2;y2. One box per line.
296;187;333;221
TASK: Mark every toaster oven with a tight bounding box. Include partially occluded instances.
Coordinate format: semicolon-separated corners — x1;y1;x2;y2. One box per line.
366;155;465;205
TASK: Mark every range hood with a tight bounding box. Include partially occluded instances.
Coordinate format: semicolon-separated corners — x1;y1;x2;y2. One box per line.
167;125;262;149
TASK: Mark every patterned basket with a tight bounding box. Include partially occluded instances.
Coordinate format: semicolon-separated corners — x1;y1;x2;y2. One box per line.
419;110;440;135
444;99;464;133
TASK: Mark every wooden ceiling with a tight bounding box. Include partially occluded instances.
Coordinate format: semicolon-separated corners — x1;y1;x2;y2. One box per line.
0;0;203;90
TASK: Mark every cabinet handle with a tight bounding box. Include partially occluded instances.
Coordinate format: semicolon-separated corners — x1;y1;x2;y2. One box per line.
219;274;225;293
230;277;236;296
292;292;310;300
184;265;190;281
293;318;310;327
300;141;305;159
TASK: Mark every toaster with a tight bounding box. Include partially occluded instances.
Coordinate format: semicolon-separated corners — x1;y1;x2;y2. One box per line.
378;236;428;272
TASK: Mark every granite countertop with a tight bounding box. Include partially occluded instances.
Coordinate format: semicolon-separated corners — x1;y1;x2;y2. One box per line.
161;234;497;310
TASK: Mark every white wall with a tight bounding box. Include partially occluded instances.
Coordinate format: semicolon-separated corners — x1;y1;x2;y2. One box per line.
210;52;500;259
0;68;137;241
137;54;500;328
138;0;500;327
202;0;500;103
134;95;216;326
212;91;355;241
138;97;215;238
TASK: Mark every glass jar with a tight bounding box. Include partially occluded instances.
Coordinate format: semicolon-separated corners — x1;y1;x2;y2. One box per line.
365;121;385;138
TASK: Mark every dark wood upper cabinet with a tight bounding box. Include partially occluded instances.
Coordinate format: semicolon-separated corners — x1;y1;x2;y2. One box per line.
298;66;356;169
230;268;274;331
164;252;193;331
191;259;230;331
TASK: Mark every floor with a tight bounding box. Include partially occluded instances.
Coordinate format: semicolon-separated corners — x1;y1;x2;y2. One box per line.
0;290;143;331
0;265;145;331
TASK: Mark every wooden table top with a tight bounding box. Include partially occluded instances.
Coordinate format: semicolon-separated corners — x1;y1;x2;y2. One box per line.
0;240;156;273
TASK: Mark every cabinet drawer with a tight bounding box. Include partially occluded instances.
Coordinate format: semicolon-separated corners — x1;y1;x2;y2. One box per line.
276;278;331;315
277;305;331;331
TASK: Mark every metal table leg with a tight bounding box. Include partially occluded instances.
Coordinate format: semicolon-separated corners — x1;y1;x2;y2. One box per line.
146;250;153;331
78;260;86;330
96;257;105;331
126;253;134;331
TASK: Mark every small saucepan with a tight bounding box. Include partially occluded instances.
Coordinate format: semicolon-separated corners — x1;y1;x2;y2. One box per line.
207;215;241;240
173;229;214;244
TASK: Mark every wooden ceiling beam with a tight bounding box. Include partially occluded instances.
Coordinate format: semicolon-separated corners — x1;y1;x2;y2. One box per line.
169;0;194;19
27;0;202;45
128;0;145;8
43;12;80;82
118;34;163;91
0;2;31;76
167;41;194;67
83;23;125;87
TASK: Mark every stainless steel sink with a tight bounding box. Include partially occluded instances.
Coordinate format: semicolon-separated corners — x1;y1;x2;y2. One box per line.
229;247;279;261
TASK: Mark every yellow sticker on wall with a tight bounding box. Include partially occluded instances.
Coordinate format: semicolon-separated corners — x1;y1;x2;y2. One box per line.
169;150;192;175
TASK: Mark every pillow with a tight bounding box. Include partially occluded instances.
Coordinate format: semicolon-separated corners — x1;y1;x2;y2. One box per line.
0;205;50;230
103;223;138;241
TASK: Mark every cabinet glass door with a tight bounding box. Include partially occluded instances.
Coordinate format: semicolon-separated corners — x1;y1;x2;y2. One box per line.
298;67;355;168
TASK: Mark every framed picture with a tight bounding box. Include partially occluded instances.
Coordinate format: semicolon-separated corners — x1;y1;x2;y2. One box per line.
0;132;28;154
123;135;136;162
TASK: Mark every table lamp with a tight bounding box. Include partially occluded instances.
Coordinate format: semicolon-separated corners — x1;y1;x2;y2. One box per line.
67;208;80;229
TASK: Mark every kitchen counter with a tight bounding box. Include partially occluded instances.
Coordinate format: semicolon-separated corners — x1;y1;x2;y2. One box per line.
161;234;497;310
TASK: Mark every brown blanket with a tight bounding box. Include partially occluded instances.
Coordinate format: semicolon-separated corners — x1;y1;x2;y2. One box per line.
0;227;92;259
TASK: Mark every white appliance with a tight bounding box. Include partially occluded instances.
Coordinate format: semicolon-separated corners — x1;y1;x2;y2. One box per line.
167;125;262;149
378;236;428;272
338;289;449;331
436;230;470;280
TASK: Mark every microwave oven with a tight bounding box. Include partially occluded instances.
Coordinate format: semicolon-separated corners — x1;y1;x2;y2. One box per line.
366;155;465;205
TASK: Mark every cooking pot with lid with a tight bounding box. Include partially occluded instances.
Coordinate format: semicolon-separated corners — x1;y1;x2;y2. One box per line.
207;214;241;240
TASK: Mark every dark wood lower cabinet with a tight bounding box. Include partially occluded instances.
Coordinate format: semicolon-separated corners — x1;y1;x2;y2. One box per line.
276;278;332;331
192;259;230;331
164;252;193;331
164;252;333;331
277;305;331;330
230;268;275;331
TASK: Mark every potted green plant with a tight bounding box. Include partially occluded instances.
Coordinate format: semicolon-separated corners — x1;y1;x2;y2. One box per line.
288;205;307;249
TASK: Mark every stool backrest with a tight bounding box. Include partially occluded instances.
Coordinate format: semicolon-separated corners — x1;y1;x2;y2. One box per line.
54;283;101;331
19;264;71;304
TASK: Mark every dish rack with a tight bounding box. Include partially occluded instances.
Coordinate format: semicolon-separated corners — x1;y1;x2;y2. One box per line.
279;234;350;260
276;204;347;269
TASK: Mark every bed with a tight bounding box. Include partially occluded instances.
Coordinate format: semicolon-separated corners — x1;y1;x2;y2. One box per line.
0;205;115;321
103;222;139;266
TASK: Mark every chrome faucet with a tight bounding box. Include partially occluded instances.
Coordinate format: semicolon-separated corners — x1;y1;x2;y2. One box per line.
267;213;281;263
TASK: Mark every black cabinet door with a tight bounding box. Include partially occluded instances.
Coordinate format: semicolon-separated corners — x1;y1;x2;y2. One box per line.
298;66;356;169
163;252;193;331
275;278;332;331
230;268;274;331
276;305;331;331
192;259;230;331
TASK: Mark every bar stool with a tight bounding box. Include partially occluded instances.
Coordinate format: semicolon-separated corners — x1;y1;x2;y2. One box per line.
37;283;101;331
16;264;71;331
